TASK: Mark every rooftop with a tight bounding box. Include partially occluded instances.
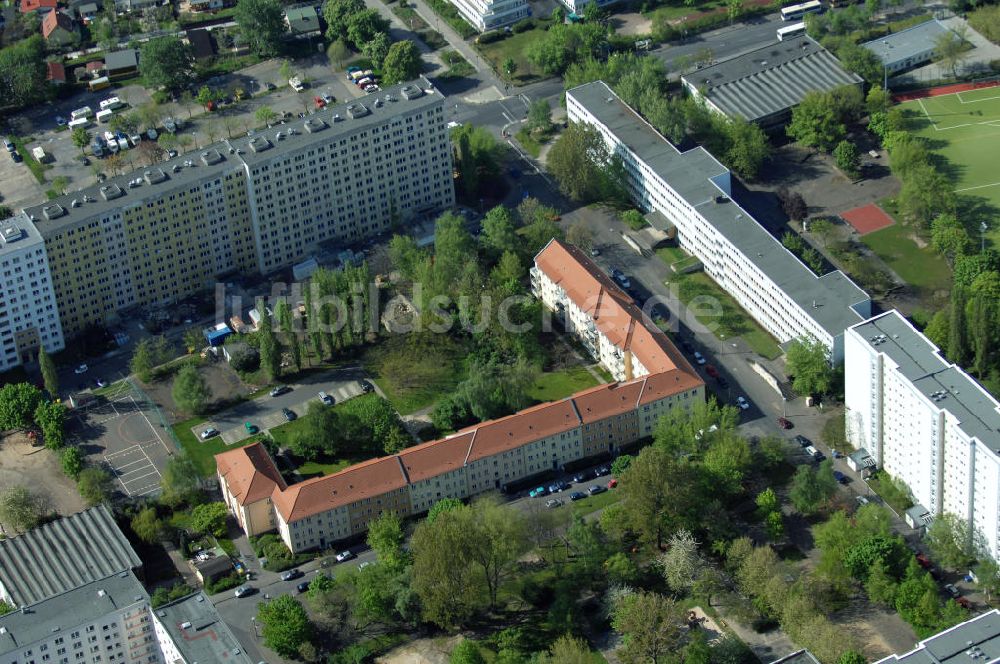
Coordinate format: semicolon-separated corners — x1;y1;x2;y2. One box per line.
862;19;951;66
0;572;147;655
153;591;254;664
0;505;142;607
22;77;442;237
682;36;861;123
875;609;1000;664
850;310;1000;454
567;80;870;338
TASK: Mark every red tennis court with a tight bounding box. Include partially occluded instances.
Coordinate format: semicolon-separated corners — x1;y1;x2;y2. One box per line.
841;203;895;235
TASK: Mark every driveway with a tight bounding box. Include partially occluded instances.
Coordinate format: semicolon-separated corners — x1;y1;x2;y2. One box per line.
196;367;369;444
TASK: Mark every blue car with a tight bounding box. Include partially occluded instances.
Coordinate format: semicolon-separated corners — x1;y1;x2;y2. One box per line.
529;486;547;498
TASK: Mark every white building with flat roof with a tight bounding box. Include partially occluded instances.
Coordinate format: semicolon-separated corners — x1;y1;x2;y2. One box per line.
448;0;529;31
566;80;871;362
0;214;63;372
845;310;1000;559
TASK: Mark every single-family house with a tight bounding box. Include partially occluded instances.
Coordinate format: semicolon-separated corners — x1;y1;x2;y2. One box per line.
45;61;67;85
20;0;58;14
104;48;138;78
42;10;79;46
284;5;320;35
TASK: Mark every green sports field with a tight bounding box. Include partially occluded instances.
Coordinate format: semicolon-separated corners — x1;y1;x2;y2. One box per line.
900;86;1000;233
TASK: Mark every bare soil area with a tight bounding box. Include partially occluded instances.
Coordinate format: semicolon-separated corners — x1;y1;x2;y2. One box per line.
0;433;86;533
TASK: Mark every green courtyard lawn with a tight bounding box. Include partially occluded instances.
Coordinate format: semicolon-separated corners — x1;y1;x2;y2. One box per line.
667;271;783;360
363;334;470;415
528;366;601;402
861;207;952;298
475;18;554;85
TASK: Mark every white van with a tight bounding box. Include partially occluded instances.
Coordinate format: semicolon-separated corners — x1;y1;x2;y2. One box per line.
96;109;113;123
71;106;93;121
68;118;89;130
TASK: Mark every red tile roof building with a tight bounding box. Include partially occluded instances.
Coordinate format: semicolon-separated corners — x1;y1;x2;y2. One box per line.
216;239;704;553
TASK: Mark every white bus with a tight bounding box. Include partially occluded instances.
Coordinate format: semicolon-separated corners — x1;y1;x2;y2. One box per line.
780;0;822;20
777;21;807;39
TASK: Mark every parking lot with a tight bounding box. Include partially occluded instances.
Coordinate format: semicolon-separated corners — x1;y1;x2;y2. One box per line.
70;385;174;498
193;369;369;445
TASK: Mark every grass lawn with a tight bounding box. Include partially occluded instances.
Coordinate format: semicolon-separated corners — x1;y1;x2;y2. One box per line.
528;366;600;402
899;87;1000;248
363;334;469;414
668;272;783;360
475;19;553;84
861;210;952;297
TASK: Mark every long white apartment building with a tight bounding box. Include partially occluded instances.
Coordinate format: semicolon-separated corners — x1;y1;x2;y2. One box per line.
566;81;871;362
0;215;64;372
15;77;453;343
448;0;529;31
845;310;1000;559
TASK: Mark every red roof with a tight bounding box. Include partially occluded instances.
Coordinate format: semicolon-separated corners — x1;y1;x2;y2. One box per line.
21;0;57;13
215;442;286;505
42;9;75;37
45;61;66;82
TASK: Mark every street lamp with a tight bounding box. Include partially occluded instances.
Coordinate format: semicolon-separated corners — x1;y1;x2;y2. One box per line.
981;221;988;253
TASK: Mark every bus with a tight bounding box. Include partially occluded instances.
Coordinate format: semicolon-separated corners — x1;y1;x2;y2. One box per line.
777;21;807;40
780;0;822;21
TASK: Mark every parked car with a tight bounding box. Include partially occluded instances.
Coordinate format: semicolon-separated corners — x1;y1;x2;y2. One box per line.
234;585;255;598
693;351;706;365
833;470;848;484
280;569;303;581
944;583;960;598
545;498;563;508
200;427;220;440
318;391;334;405
270;385;291;397
335;550;355;563
588;484;606;495
244;422;259;434
794;435;812;447
282;407;296;422
736;396;750;410
529;486;547;498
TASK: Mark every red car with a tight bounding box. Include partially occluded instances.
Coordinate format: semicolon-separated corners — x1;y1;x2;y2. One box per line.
777;417;792;430
607;478;618;489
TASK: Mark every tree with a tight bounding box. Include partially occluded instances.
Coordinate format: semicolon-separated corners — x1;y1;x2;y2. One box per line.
140;37;193;94
255;105;278;127
367;510;406;568
234;0;286;57
930;213;971;267
787;91;846;152
60;445;85;479
934;26;968;79
131;506;164;543
566;221;593;252
71;126;91;155
362;32;391;69
77;467;114;505
789;462;837;514
257;595;312;658
785;335;834;397
327;38;350;68
612;591;687;664
346;9;390;49
0;383;42;431
257;301;281;380
190;501;229;537
451;640;486;664
323;0;365;41
547;122;615;202
171;364;212;416
161;456;202;507
503;57;517;79
0;486;44;532
382;41;423;85
926;513;977;570
833;140;860;177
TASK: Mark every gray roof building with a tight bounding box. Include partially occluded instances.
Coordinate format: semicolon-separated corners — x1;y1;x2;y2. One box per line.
0;505;141;607
681;36;862;127
862;19;951;73
876;609;1000;664
151;591;254;664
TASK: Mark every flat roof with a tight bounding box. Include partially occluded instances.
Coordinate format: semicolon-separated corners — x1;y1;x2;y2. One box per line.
683;36;862;122
0;572;147;655
876;609;1000;664
0;212;44;257
568;80;869;338
23;77;441;237
0;505;142;606
862;19;950;66
153;591;254;664
850;311;1000;454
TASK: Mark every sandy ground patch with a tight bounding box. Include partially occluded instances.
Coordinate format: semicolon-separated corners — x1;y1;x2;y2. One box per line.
377;636;462;664
0;433;87;534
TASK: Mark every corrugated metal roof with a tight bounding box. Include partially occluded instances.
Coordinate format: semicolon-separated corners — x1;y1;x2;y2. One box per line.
683;36;862;123
0;505;141;606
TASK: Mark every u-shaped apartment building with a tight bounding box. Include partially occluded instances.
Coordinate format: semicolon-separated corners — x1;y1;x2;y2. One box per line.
216;239;704;553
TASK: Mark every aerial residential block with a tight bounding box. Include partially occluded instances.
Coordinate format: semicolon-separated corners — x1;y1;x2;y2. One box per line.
19;78;453;342
845;310;1000;559
0;215;64;372
217;241;704;552
566;80;871;362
